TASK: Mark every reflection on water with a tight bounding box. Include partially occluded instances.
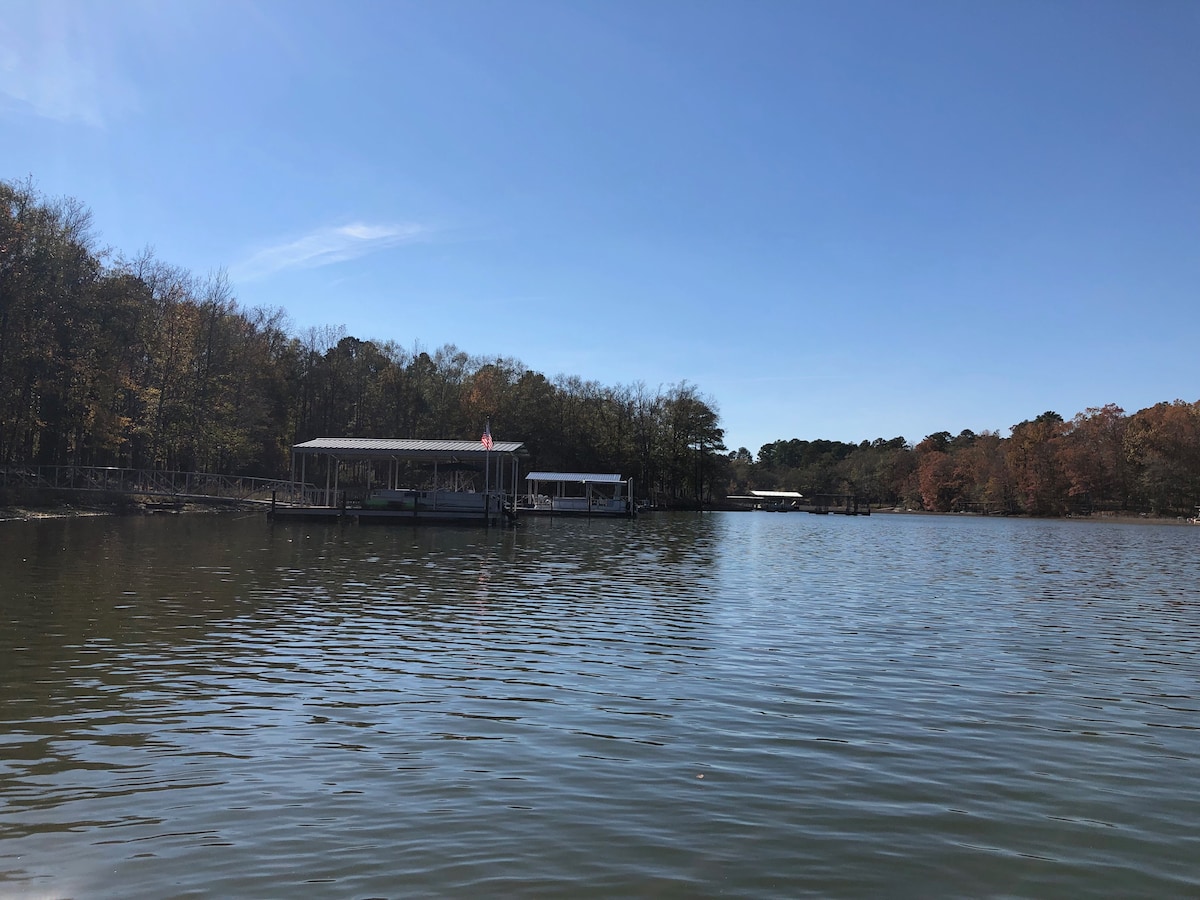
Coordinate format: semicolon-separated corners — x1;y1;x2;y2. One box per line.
1;512;1198;897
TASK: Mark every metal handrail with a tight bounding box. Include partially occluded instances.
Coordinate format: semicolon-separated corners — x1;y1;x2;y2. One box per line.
0;465;315;505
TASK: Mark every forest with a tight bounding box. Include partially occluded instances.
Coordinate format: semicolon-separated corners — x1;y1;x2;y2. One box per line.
4;178;1199;515
741;403;1200;516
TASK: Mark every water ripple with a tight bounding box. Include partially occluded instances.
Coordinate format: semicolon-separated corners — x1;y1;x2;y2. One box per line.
1;513;1198;896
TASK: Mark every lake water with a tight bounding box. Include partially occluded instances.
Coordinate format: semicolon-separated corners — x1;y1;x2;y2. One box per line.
1;511;1198;898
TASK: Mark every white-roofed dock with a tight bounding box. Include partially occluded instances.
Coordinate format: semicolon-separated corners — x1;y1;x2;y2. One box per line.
521;471;635;518
272;437;527;525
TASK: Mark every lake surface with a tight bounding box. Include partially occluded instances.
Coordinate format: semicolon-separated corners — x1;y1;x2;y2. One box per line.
1;511;1198;898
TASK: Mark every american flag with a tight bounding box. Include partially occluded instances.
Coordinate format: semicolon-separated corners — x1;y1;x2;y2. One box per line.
481;422;494;451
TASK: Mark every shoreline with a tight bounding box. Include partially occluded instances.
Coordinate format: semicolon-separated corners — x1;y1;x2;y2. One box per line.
3;503;1194;526
0;504;118;523
0;501;239;523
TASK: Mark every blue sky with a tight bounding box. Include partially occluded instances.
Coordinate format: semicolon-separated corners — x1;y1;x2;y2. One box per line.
3;0;1197;455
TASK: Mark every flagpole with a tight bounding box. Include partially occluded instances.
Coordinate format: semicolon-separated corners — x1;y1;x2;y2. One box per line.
484;417;491;496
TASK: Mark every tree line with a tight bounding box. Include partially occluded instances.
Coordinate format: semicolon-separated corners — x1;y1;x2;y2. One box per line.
4;178;1198;515
0;179;724;506
731;402;1200;516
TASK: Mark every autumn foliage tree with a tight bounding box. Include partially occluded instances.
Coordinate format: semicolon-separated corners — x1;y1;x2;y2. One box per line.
0;180;734;505
5;179;1200;515
753;403;1200;517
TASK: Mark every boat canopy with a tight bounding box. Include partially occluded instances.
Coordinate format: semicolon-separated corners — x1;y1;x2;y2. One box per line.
522;470;634;517
749;489;804;499
525;472;623;483
293;438;525;461
290;437;527;508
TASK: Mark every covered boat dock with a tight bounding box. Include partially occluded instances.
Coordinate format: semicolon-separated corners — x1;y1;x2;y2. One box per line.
748;489;805;511
727;489;869;515
521;472;636;517
272;437;526;524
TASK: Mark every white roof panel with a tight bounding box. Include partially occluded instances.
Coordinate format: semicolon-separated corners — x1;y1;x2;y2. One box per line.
293;438;525;458
525;472;624;483
749;489;804;499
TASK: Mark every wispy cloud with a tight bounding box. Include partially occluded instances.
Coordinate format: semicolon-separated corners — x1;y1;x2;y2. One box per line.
231;222;429;281
0;4;138;126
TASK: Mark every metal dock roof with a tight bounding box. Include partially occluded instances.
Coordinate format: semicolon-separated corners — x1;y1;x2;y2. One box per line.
293;438;525;459
525;472;625;483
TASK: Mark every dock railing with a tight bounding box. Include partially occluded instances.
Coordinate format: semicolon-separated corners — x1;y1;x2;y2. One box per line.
0;465;314;506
